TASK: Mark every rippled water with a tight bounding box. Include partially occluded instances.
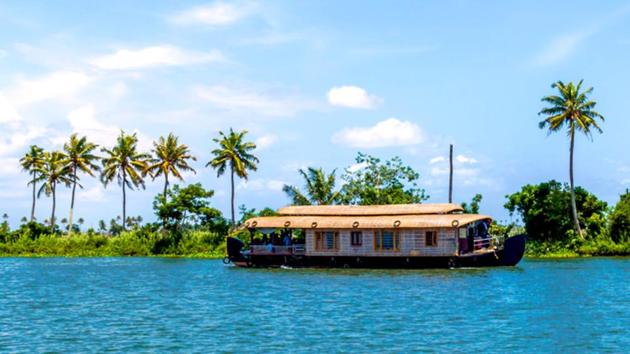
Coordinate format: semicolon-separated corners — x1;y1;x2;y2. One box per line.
0;258;628;353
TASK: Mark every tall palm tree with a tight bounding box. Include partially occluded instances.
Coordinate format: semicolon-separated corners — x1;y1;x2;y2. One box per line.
20;145;46;221
63;134;100;234
282;167;341;205
539;80;604;238
100;131;150;229
147;133;197;198
34;151;74;231
207;128;258;226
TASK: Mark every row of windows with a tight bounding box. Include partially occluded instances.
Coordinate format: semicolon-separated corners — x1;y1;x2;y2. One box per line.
314;231;439;251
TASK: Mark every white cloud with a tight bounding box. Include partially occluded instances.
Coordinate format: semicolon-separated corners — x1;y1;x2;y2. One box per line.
255;134;277;150
347;162;369;173
238;178;286;192
332;118;423;148
195;85;318;117
90;45;224;70
429;156;445;164
170;2;255;26
7;70;92;106
65;104;153;151
0;157;21;176
533;32;588;66
622;179;630;186
327;85;381;109
456;155;477;164
77;185;106;202
0;126;47;156
0;94;22;124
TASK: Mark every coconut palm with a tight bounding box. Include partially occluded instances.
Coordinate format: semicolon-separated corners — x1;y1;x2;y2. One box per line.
20;145;46;221
207;128;258;226
282;167;341;205
63;134;100;234
100;131;150;229
147;133;196;198
539;80;604;238
34;151;74;231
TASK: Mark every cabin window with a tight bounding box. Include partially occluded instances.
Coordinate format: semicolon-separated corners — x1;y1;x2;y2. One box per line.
425;231;438;247
315;231;339;251
459;228;467;239
374;230;400;251
350;231;362;246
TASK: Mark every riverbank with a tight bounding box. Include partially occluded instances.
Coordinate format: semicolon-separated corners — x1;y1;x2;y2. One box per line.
0;232;226;258
524;239;630;258
1;233;629;258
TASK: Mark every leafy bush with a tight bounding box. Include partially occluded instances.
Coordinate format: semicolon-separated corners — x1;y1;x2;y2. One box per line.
609;191;630;243
505;180;608;241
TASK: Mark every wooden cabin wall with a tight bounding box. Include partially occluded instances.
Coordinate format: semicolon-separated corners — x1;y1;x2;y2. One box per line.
305;228;457;257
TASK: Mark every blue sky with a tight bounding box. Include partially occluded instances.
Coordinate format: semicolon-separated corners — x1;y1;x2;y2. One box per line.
1;1;629;227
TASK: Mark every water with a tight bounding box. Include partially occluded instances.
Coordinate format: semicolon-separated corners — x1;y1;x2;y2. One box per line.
1;258;628;353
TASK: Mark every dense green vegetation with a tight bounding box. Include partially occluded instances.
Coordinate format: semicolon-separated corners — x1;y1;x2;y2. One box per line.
282;153;427;206
505;182;630;257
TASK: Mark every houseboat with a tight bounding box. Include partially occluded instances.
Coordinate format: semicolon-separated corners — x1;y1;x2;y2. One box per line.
225;203;525;268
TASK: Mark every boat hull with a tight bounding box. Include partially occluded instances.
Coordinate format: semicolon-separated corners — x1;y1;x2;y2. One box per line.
226;234;526;269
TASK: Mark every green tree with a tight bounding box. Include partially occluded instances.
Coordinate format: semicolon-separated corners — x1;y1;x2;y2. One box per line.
505;180;608;242
63;134;100;234
609;190;630;243
153;183;226;233
147;133;197;198
207;128;259;226
34;151;74;231
462;194;483;214
101;131;150;229
238;204;277;224
20;145;46;221
539;80;604;238
340;153;428;205
282;167;341;205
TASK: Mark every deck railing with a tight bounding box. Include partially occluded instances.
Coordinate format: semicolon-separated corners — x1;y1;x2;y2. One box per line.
474;235;504;250
250;244;306;255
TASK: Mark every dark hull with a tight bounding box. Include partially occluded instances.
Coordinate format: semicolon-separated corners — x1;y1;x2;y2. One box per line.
226;234;526;269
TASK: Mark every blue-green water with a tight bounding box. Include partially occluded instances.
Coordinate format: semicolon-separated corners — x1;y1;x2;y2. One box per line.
1;258;628;353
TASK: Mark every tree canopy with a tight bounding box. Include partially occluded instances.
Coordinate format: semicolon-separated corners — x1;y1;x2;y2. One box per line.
339;153;428;205
282;167;341;205
153;183;227;234
505;180;607;241
609;190;630;243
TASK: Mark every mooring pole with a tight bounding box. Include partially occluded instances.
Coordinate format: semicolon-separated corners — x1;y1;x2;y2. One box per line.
448;144;453;203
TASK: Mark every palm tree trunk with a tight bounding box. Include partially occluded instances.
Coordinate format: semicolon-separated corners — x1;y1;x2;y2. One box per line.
122;171;127;231
163;173;169;199
68;165;77;235
569;129;583;239
51;183;56;232
31;171;36;222
230;164;235;226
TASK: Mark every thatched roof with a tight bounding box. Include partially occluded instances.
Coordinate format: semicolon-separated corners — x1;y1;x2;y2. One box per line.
244;214;490;230
277;203;464;216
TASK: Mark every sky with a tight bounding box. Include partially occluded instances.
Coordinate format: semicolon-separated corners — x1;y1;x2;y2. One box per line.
1;0;630;228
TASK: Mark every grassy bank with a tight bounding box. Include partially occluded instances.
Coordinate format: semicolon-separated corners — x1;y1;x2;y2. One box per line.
525;238;630;258
0;231;226;258
2;232;629;259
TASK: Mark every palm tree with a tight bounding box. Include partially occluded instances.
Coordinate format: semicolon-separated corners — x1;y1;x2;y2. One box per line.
100;131;150;229
63;134;100;234
20;145;46;221
35;151;74;231
147;133;196;198
207;128;259;226
539;80;604;238
282;167;341;205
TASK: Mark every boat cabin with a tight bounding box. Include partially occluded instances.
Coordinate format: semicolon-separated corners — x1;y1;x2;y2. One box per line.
242;203;495;259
